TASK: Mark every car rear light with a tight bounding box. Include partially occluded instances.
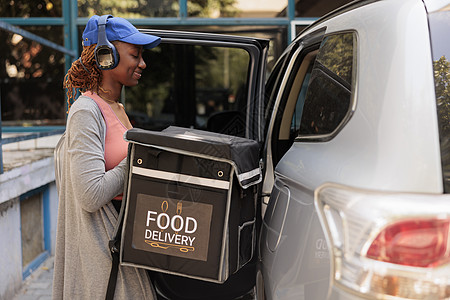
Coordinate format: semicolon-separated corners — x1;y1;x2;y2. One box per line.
366;219;450;268
314;183;450;299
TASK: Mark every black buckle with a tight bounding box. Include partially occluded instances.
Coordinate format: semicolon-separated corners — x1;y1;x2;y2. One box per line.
108;240;119;254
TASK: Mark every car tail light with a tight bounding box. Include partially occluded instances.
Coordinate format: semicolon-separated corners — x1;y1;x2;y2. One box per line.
314;183;450;299
367;219;450;268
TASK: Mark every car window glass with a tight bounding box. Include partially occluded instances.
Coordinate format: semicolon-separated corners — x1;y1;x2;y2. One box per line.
124;43;250;136
298;32;355;138
270;48;317;165
316;34;353;86
428;9;450;192
291;64;313;133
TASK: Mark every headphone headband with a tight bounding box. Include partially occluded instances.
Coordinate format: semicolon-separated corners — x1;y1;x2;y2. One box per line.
98;15;110;26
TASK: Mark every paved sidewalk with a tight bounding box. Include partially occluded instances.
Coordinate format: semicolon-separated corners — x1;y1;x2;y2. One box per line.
12;256;54;300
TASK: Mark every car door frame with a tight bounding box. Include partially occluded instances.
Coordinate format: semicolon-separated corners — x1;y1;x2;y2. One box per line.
139;29;270;142
133;29;270;299
260;27;326;216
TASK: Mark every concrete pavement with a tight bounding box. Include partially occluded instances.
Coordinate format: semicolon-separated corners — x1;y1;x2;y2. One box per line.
12;256;54;300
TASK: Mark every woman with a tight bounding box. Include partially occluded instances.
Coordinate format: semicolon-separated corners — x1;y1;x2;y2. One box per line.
52;15;160;299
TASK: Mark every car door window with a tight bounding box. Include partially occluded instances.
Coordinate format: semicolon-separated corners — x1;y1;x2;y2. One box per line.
124;43;251;137
428;9;450;192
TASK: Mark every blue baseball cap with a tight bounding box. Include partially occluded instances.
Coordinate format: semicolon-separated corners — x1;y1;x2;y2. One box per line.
82;15;161;49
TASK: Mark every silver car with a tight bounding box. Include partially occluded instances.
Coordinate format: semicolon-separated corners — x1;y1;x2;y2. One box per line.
258;0;450;299
132;0;449;298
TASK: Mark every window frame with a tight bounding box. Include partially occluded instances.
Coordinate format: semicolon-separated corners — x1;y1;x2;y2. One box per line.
137;29;269;141
294;30;358;143
263;27;325;168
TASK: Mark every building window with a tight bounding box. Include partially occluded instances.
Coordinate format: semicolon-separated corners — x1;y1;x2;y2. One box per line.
20;192;44;268
77;0;179;18
0;0;62;18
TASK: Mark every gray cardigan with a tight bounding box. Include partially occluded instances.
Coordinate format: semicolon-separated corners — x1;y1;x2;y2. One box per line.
52;96;155;299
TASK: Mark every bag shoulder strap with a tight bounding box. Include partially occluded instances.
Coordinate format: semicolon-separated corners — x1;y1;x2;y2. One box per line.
105;144;133;300
105;239;120;300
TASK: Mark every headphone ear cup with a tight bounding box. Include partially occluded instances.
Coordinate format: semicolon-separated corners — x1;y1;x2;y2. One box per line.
95;15;119;70
95;43;119;70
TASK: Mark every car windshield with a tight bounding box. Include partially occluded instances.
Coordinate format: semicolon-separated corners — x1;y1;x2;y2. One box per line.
428;5;450;192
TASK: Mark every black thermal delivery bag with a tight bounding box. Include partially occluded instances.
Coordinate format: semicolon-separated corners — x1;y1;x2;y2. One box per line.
118;126;261;283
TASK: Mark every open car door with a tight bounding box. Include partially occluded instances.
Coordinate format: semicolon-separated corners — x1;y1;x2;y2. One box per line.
125;29;269;300
127;29;269;143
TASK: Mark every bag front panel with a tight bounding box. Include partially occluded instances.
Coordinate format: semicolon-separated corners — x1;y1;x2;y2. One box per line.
122;145;232;281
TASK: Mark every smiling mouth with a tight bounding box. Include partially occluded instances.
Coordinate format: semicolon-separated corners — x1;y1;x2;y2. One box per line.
134;71;142;79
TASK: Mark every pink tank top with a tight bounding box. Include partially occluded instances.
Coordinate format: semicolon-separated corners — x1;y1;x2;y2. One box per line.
83;91;129;171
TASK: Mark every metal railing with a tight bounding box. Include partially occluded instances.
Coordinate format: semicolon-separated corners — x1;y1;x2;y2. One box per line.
0;0;316;174
0;0;78;174
0;127;66;173
0;19;76;174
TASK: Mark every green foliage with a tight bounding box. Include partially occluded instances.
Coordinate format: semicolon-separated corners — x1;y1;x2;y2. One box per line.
78;0;178;18
188;0;238;17
434;55;450;192
0;0;239;21
0;27;66;122
316;33;354;84
0;0;62;17
77;0;238;18
434;55;450;136
195;47;249;92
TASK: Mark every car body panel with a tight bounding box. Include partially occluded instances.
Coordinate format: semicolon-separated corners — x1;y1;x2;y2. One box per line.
259;0;445;299
274;0;442;195
137;1;448;299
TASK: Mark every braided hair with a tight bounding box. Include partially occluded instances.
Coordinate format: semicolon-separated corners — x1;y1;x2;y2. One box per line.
63;45;102;111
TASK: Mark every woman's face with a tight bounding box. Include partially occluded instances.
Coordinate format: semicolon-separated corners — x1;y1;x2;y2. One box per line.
107;41;146;87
